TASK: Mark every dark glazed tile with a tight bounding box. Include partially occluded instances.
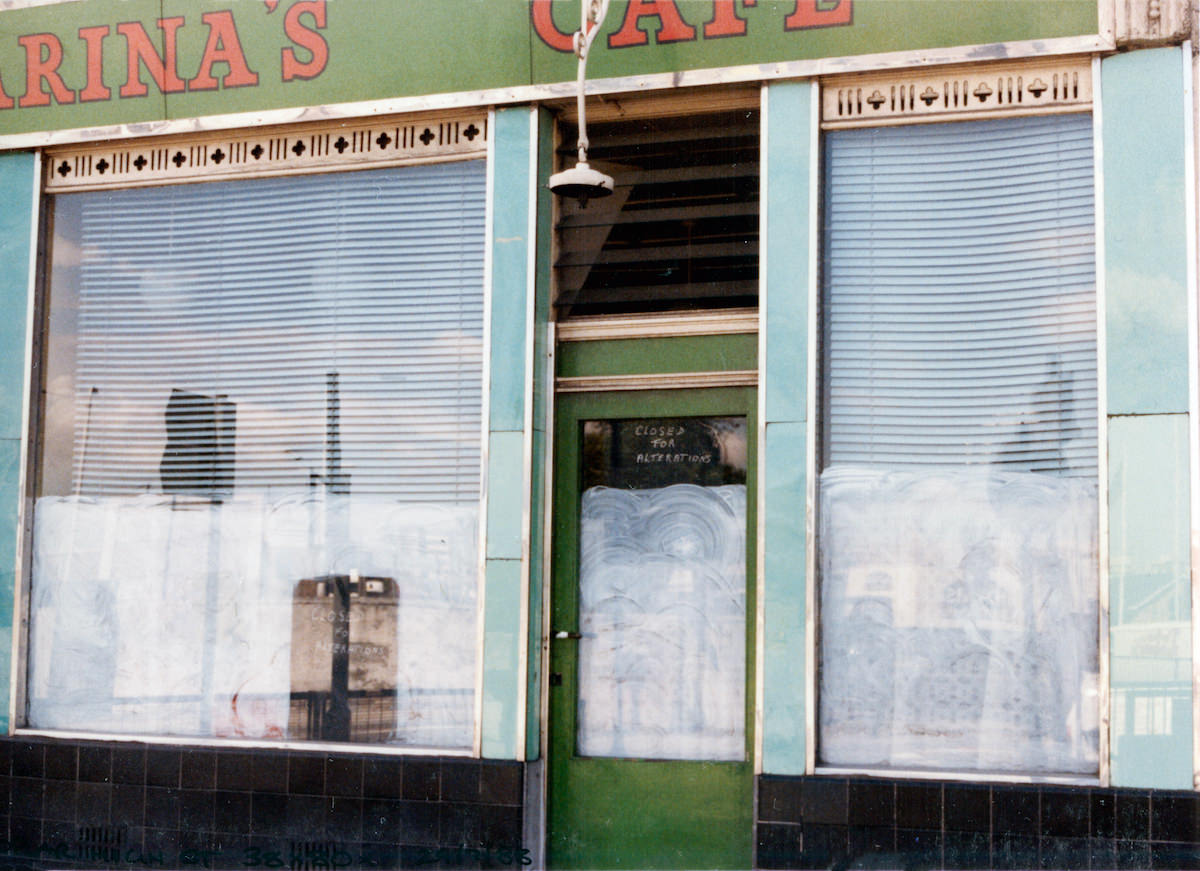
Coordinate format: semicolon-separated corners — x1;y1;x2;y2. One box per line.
1115;791;1150;841
288;754;325;796
479;804;521;848
144;787;180;829
440;802;484;846
178;789;213;831
78;745;111;783
1093;791;1117;839
76;781;111;823
0;742;13;777
944;785;991;833
848;781;894;827
144;826;182;857
479;763;520;806
1150;841;1200;869
325;795;362;841
801;778;848;825
363;757;403;800
1042;789;1090;838
9;815;39;852
251;752;289;793
111;783;145;829
397;800;440;847
10;778;41;819
11;742;43;778
1150;793;1200;843
250;791;288;834
210;831;250;857
145;747;181;788
43;743;77;781
1039;836;1091;869
325;756;362;797
896;828;942;871
285;794;326;837
994;787;1040;836
362;798;403;842
441;761;480;803
993;833;1039;869
896;783;942;830
217;752;256;791
944;830;991;869
849;824;895;858
756;822;803;870
1116;840;1151;870
402;761;440;802
42;779;75;822
760;777;804;824
181;750;216;791
797;823;848;870
111;746;146;785
1089;837;1119;870
215;790;251;834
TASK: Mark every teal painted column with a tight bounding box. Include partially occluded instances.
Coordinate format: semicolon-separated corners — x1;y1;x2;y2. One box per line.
761;80;813;775
1102;47;1193;789
525;107;555;762
481;107;536;760
0;151;36;734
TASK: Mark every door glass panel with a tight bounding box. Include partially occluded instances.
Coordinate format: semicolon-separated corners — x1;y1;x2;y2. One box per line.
577;416;746;761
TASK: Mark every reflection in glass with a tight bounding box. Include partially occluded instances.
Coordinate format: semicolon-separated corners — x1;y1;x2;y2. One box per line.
29;163;485;748
819;115;1099;773
576;417;747;761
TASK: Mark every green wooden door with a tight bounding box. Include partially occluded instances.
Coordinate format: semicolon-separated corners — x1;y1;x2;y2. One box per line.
547;387;756;870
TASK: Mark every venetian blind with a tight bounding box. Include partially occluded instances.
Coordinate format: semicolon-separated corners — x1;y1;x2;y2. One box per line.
50;160;486;501
822;114;1097;476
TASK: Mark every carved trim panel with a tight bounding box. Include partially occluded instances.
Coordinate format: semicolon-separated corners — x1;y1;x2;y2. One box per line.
821;58;1092;129
44;113;488;193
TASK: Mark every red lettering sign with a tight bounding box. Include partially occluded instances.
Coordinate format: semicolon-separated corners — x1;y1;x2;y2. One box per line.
117;18;186;98
282;0;328;82
18;33;73;107
609;0;696;48
704;0;757;39
784;0;853;30
190;10;259;91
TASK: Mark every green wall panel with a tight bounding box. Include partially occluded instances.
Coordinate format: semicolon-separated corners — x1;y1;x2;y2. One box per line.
1108;413;1192;789
556;333;757;379
760;80;814;775
764;81;811;426
482;557;523;760
527;107;555;762
481;107;534;761
1102;47;1190;415
0;1;1097;139
0;151;34;732
485;431;525;562
761;421;808;774
489;107;533;434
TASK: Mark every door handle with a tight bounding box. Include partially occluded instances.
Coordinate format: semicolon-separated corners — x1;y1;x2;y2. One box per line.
553;630;582;640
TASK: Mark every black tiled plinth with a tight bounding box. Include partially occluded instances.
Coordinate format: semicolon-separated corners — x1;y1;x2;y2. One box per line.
756;775;1200;870
0;737;524;871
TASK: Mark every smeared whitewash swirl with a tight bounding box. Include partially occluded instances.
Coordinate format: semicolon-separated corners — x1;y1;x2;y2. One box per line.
28;494;478;750
577;484;746;761
819;465;1099;774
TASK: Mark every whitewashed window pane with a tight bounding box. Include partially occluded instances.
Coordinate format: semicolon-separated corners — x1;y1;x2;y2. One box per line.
29;162;485;749
575;416;748;761
819;115;1100;774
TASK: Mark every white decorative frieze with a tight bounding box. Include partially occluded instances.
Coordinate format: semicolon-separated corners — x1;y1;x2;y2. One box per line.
44;113;488;192
821;58;1092;129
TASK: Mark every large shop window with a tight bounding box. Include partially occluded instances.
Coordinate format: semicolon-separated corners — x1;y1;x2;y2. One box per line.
29;160;486;749
818;114;1099;774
